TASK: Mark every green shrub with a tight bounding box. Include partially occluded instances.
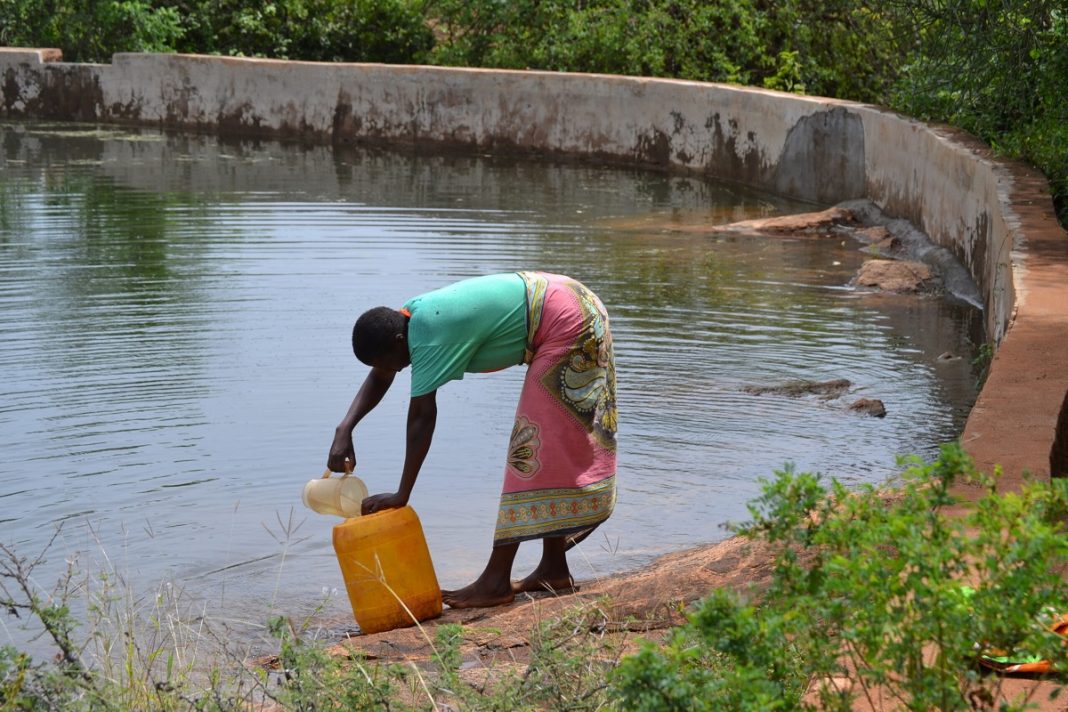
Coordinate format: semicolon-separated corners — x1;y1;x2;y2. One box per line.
611;443;1068;710
425;0;902;100
0;0;434;65
887;0;1068;225
757;1;901;101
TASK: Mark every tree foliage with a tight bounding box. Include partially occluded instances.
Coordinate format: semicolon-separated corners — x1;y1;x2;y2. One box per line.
425;0;901;101
887;0;1068;225
0;0;433;64
0;0;183;61
168;0;433;63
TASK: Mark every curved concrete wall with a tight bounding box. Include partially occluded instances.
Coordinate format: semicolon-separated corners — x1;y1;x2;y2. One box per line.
2;48;1066;486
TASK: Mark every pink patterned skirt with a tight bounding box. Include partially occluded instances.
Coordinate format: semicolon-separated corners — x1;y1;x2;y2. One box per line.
494;272;617;546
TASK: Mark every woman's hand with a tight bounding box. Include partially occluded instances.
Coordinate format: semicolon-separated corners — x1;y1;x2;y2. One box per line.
327;430;356;473
361;492;408;515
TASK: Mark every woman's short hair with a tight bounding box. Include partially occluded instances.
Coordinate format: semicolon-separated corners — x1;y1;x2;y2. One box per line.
352;307;406;365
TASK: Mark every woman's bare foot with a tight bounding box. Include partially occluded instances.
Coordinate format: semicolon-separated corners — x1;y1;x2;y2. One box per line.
512;556;575;594
511;571;576;595
441;581;516;609
443;542;520;609
512;537;575;594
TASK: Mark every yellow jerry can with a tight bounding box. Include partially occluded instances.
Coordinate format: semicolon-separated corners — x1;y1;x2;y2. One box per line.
332;505;443;635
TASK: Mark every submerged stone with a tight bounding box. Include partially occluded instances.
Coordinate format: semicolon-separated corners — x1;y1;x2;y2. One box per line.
743;378;852;400
849;398;887;418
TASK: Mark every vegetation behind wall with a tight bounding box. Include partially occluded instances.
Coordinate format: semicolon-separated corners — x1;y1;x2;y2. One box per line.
886;0;1068;228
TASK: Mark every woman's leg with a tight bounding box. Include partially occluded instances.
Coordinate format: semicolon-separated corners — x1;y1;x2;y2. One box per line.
441;542;520;609
512;536;575;594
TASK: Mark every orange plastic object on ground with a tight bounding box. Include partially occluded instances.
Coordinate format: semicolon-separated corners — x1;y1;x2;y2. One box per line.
332;505;443;635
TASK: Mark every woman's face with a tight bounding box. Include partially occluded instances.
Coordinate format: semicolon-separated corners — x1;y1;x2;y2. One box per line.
371;334;410;372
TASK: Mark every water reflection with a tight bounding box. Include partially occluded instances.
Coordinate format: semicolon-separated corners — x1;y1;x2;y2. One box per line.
0;122;981;653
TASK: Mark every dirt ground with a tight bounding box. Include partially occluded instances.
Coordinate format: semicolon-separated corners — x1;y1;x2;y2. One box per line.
326;535;776;666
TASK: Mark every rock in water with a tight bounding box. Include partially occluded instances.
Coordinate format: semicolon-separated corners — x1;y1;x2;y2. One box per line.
849;398;887;417
854;259;937;293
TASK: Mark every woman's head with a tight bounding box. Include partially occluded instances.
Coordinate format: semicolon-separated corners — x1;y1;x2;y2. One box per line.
352;307;410;370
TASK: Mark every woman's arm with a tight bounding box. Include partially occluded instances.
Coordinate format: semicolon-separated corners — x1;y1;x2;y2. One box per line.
327;366;397;472
361;390;437;513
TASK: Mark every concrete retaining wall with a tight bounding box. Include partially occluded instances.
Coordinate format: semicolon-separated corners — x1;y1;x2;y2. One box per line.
2;48;1066;485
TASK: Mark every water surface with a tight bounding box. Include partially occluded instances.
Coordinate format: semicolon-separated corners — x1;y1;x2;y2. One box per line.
0;123;981;646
